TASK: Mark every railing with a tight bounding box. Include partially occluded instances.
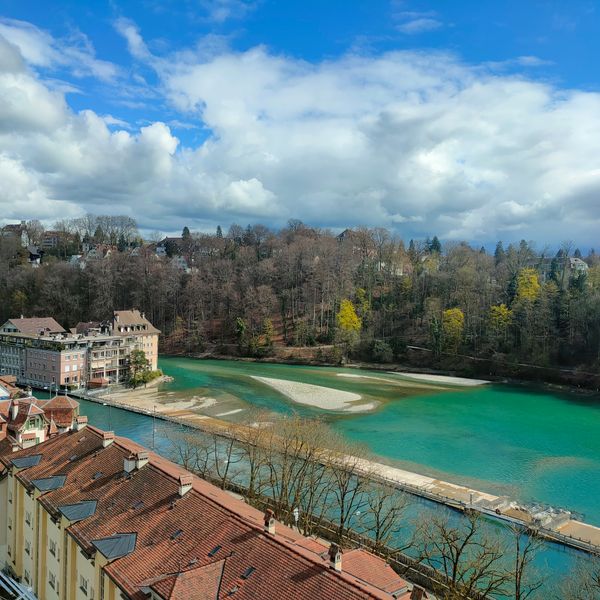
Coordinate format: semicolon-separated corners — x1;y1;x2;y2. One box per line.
0;570;38;600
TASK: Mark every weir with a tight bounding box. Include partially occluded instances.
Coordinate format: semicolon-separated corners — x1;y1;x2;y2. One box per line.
69;385;600;557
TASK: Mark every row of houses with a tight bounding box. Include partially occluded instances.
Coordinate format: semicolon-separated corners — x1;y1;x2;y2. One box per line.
0;423;429;599
0;311;159;391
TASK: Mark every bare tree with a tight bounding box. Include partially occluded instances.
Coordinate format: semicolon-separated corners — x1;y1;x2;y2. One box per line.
359;482;411;554
507;525;545;600
417;509;509;599
559;556;600;600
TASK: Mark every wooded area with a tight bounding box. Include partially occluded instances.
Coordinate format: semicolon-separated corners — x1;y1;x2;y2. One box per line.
2;218;600;381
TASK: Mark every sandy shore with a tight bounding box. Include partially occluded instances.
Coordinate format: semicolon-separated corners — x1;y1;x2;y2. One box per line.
251;376;376;412
395;372;490;386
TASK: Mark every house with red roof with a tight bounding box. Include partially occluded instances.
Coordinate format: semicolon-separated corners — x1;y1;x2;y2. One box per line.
0;393;79;451
0;425;431;599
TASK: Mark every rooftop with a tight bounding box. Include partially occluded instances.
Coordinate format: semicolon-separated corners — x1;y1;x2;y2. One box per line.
2;317;66;335
2;426;414;600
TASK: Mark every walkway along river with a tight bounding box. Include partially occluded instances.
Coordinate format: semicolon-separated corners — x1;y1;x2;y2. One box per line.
64;385;599;598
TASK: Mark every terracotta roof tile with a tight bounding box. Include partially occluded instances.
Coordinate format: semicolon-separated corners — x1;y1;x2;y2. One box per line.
3;427;411;600
151;559;226;599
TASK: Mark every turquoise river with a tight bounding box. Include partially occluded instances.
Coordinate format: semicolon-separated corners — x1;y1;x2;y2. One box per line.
65;356;600;588
135;357;600;525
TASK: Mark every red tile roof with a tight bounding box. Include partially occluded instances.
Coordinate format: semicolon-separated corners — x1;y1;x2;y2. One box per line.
2;426;412;600
113;310;160;334
3;317;65;335
150;559;226;599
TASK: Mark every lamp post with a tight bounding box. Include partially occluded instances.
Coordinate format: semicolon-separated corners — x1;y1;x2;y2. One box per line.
102;402;112;431
152;404;156;450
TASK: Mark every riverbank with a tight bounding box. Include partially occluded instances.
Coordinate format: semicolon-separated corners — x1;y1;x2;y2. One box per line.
163;349;600;397
75;383;600;555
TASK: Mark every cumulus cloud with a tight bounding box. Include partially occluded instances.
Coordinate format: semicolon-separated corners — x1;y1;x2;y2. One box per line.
1;22;600;245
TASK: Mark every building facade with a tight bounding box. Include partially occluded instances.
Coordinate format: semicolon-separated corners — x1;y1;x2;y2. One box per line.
0;425;425;600
0;311;160;390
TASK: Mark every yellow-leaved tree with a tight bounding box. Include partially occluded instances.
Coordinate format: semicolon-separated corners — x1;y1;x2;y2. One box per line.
516;268;541;302
442;308;464;352
336;299;362;356
489;304;512;346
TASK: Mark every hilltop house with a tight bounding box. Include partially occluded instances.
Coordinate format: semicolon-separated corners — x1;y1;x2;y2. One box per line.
1;221;29;248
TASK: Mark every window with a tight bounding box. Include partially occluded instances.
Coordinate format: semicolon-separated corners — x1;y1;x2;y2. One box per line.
8;491;12;503
79;575;88;596
25;511;32;526
49;571;56;589
7;517;12;530
25;540;32;556
24;570;30;584
49;539;57;556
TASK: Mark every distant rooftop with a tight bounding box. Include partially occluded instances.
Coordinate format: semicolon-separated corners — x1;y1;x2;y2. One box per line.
1;317;65;336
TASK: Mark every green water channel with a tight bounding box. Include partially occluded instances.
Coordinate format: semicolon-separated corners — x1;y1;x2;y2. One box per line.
156;356;600;526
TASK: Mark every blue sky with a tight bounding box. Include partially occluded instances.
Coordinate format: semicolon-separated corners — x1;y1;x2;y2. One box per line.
1;1;599;245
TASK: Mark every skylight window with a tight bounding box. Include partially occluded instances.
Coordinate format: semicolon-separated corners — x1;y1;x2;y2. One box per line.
208;545;222;557
241;567;256;580
92;471;103;480
170;529;183;541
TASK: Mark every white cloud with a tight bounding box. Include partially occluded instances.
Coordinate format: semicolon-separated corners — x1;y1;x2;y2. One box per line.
2;23;600;245
397;17;443;34
113;18;151;62
0;18;118;81
198;0;257;23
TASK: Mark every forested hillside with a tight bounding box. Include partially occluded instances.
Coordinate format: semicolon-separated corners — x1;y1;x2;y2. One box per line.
2;218;600;381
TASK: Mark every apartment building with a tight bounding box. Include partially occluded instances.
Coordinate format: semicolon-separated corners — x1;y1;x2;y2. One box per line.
0;425;427;600
112;310;160;371
0;312;160;390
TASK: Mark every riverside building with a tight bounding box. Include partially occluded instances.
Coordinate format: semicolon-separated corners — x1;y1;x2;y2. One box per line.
0;311;159;390
0;425;427;600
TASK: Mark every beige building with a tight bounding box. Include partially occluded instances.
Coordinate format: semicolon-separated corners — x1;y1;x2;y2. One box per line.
0;312;160;390
112;310;160;371
0;425;422;600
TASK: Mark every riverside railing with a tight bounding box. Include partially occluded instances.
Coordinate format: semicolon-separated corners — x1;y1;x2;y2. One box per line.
75;388;600;558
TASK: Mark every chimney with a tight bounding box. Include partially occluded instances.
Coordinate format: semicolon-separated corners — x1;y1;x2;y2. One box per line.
410;587;426;600
328;543;342;572
74;416;88;431
178;474;193;497
11;399;19;421
264;509;276;535
135;451;149;470
124;453;136;473
102;431;115;448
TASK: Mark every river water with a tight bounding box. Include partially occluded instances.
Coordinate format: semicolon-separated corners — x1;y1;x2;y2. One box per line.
153;357;600;526
65;356;600;590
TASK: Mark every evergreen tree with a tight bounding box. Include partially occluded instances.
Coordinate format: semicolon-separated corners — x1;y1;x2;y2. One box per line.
216;225;223;238
429;235;442;254
494;241;505;265
182;226;191;239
